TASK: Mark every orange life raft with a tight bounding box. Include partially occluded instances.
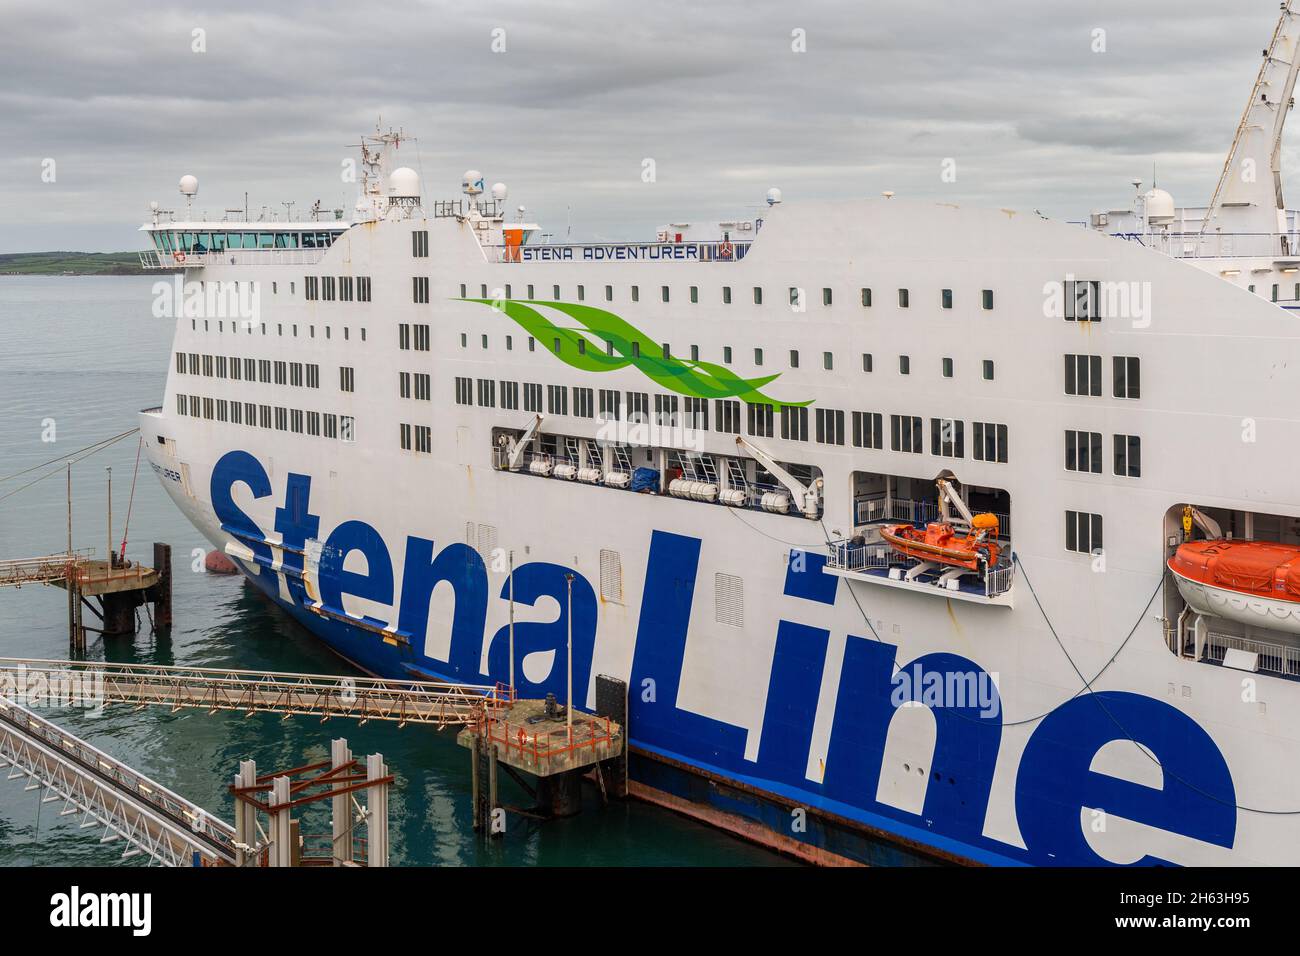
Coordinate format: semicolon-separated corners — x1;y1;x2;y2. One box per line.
880;514;1001;572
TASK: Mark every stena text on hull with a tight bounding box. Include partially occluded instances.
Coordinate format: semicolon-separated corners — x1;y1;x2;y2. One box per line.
136;12;1300;865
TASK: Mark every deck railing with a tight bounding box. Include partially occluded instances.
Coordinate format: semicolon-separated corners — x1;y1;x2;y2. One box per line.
138;248;328;270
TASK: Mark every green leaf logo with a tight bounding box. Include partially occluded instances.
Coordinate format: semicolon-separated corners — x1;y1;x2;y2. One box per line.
459;299;809;406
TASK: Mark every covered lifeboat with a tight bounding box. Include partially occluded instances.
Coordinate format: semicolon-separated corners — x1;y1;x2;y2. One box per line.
1168;539;1300;635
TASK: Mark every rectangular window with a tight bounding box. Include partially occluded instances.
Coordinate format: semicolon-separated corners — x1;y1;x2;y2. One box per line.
322;276;335;301
357;277;371;302
626;391;649;423
683;396;708;430
274;406;287;431
898;289;910;308
175;352;186;373
1113;434;1141;477
273;360;286;385
690;286;698;304
1066;510;1103;554
412;230;429;257
746;402;775;438
202;354;213;377
1064;429;1103;473
654;394;679;427
340;416;355;442
414;425;431;453
216;356;228;378
304;276;319;300
1064;279;1102;321
722;286;732;304
230;402;243;425
338;276;353;302
306;364;319;388
890;414;922;453
899;355;910;375
229;356;242;381
400;371;414;399
340;367;355;392
574;387;594;418
941;289;953;309
454;376;473;405
754;347;764;366
861;288;872;307
753;287;763;305
723;346;732;364
289;362;303;387
815;408;845;445
930;418;965;458
982;359;995;381
822;287;832;306
523;382;543;412
414;324;430;351
973;422;1009;463
823;351;833;371
599;388;621;421
324;413;338;439
400;422;412;450
780;405;809;441
414;373;430;401
789;350;799;369
715;399;740;433
1113;356;1141;399
982;289;994;310
862;353;873;373
290;408;303;433
546;384;567;415
306;410;319;435
942;357;954;378
176;394;186;415
412;276;430;304
1064;354;1102;396
851;411;883;449
477;379;496;408
399;323;410;350
500;380;519;410
662;285;670;303
258;359;271;383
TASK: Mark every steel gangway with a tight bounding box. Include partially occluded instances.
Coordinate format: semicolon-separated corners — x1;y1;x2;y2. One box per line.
0;659;515;866
0;658;513;728
0;693;237;867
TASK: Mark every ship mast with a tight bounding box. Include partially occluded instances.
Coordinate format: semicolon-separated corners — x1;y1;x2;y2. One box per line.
1202;1;1300;239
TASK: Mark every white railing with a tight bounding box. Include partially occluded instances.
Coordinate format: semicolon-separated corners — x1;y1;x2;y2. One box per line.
1200;630;1300;678
138;247;329;270
825;539;1014;599
1110;231;1300;260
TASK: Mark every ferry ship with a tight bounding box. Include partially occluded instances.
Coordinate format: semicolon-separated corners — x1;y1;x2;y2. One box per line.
137;5;1300;866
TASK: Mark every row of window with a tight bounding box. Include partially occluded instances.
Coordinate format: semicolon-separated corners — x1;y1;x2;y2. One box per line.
187;317;365;341
303;275;372;302
1064;430;1143;477
399;422;433;452
399;323;431;351
456;281;997;311
1064;354;1142;399
174;394;354;440
451;376;1011;463
175;352;327;389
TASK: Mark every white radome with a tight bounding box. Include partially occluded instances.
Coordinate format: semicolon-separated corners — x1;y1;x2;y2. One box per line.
1144;187;1176;224
462;170;483;194
766;187;782;206
491;182;508;202
178;175;199;196
388;166;420;197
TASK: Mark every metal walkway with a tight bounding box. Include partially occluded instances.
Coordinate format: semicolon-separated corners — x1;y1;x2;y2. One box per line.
0;694;236;866
0;658;512;728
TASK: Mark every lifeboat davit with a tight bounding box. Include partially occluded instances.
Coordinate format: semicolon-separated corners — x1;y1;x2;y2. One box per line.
880;514;1000;572
1168;539;1300;635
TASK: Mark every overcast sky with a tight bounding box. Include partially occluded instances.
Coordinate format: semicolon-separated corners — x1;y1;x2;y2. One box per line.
0;0;1292;251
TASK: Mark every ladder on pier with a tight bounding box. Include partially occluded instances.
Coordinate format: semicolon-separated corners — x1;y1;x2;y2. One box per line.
0;658;513;728
0;694;236;867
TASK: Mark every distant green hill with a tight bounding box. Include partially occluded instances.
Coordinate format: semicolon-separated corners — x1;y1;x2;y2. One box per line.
0;251;155;276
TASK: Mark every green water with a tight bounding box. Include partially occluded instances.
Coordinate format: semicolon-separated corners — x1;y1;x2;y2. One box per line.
0;276;789;866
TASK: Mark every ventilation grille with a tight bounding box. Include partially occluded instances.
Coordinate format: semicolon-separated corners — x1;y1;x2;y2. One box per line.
599;550;622;604
715;572;744;627
476;523;498;565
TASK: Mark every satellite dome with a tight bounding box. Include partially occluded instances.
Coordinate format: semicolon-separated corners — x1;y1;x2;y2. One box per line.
388;166;420;197
491;182;508;201
462;170;483;195
1144;187;1176;225
766;187;783;206
178;175;199;196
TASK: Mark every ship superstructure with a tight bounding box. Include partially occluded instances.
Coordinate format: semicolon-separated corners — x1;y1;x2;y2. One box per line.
135;15;1300;866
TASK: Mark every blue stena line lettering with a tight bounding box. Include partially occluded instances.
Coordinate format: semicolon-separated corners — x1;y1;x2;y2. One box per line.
210;450;1238;866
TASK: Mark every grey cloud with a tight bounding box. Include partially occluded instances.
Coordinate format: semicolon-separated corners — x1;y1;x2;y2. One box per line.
0;0;1290;251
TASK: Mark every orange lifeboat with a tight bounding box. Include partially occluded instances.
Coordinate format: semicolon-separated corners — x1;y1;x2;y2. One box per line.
1168;538;1300;635
880;514;1001;572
